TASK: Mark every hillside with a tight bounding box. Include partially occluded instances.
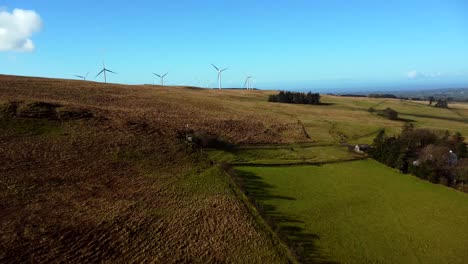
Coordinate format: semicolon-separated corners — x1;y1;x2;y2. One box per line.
0;75;299;263
1;74;467;263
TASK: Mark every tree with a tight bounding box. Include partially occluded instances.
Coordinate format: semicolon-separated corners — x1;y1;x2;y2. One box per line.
453;159;468;183
435;99;448;108
447;132;467;158
268;91;320;105
383;108;398;120
371;126;467;187
428;96;435;105
371;129;386;159
456;143;467;159
418;144;453;183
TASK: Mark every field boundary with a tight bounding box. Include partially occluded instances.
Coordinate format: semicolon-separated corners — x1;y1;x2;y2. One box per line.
225;165;340;263
219;165;300;264
230;157;367;167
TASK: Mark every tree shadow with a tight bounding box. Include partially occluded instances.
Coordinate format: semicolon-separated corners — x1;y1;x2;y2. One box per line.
231;169;339;264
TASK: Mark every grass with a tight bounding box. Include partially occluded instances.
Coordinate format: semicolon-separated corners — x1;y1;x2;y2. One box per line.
235;160;468;264
177;166;298;263
0;117;62;136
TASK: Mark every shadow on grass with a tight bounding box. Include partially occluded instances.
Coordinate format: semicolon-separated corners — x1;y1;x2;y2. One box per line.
397;117;416;123
231;169;338;264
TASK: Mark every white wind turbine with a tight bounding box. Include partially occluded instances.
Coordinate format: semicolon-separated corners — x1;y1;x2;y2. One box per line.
244;75;253;90
96;61;117;83
74;72;89;81
153;72;168;86
212;64;228;89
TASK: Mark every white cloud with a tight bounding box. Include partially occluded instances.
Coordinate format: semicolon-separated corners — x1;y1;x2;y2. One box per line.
429;72;442;78
406;70;443;79
405;70;467;80
406;70;424;79
0;8;42;52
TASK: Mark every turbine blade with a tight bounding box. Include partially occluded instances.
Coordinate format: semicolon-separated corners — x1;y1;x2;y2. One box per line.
153;73;162;77
85;72;89;78
211;64;219;71
106;69;117;74
96;69;104;77
74;75;84;79
221;68;229;72
163;72;168;77
244;79;248;88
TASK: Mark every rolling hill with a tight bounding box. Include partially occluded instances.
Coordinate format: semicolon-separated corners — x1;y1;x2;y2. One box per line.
1;74;467;263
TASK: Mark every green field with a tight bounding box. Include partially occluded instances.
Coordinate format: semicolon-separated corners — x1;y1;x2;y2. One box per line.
235;160;468;264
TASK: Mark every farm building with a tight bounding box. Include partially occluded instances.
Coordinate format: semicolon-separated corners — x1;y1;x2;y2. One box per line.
354;144;370;154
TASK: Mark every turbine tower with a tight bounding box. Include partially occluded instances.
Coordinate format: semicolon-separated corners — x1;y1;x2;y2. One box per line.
212;64;228;89
74;72;89;81
96;61;117;83
153;72;168;86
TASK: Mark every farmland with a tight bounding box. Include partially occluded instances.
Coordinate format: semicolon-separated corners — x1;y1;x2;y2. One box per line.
1;74;467;263
235;160;468;264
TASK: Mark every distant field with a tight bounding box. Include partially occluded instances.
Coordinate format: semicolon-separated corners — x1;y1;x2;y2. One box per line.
235;160;468;264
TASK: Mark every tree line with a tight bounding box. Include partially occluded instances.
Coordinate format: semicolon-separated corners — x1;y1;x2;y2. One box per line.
368;94;397;99
368;107;399;120
371;124;467;190
268;91;320;105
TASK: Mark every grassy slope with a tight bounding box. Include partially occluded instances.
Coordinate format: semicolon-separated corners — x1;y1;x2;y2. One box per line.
321;96;468;143
236;160;468;264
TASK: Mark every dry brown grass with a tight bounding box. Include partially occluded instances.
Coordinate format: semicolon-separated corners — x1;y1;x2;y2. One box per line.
0;75;309;145
0;75;296;263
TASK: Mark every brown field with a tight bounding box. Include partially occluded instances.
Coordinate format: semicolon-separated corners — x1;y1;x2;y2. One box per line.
1;74;467;263
0;75;299;263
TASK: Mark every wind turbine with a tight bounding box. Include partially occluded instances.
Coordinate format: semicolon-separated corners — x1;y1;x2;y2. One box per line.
244;75;253;90
153;72;168;86
96;61;117;83
212;64;228;89
74;72;89;81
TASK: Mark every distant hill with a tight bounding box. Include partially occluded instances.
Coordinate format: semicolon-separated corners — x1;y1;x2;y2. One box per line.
391;88;468;100
347;87;468;101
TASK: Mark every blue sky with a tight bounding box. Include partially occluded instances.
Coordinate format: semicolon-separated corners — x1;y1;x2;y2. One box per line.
1;0;467;92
